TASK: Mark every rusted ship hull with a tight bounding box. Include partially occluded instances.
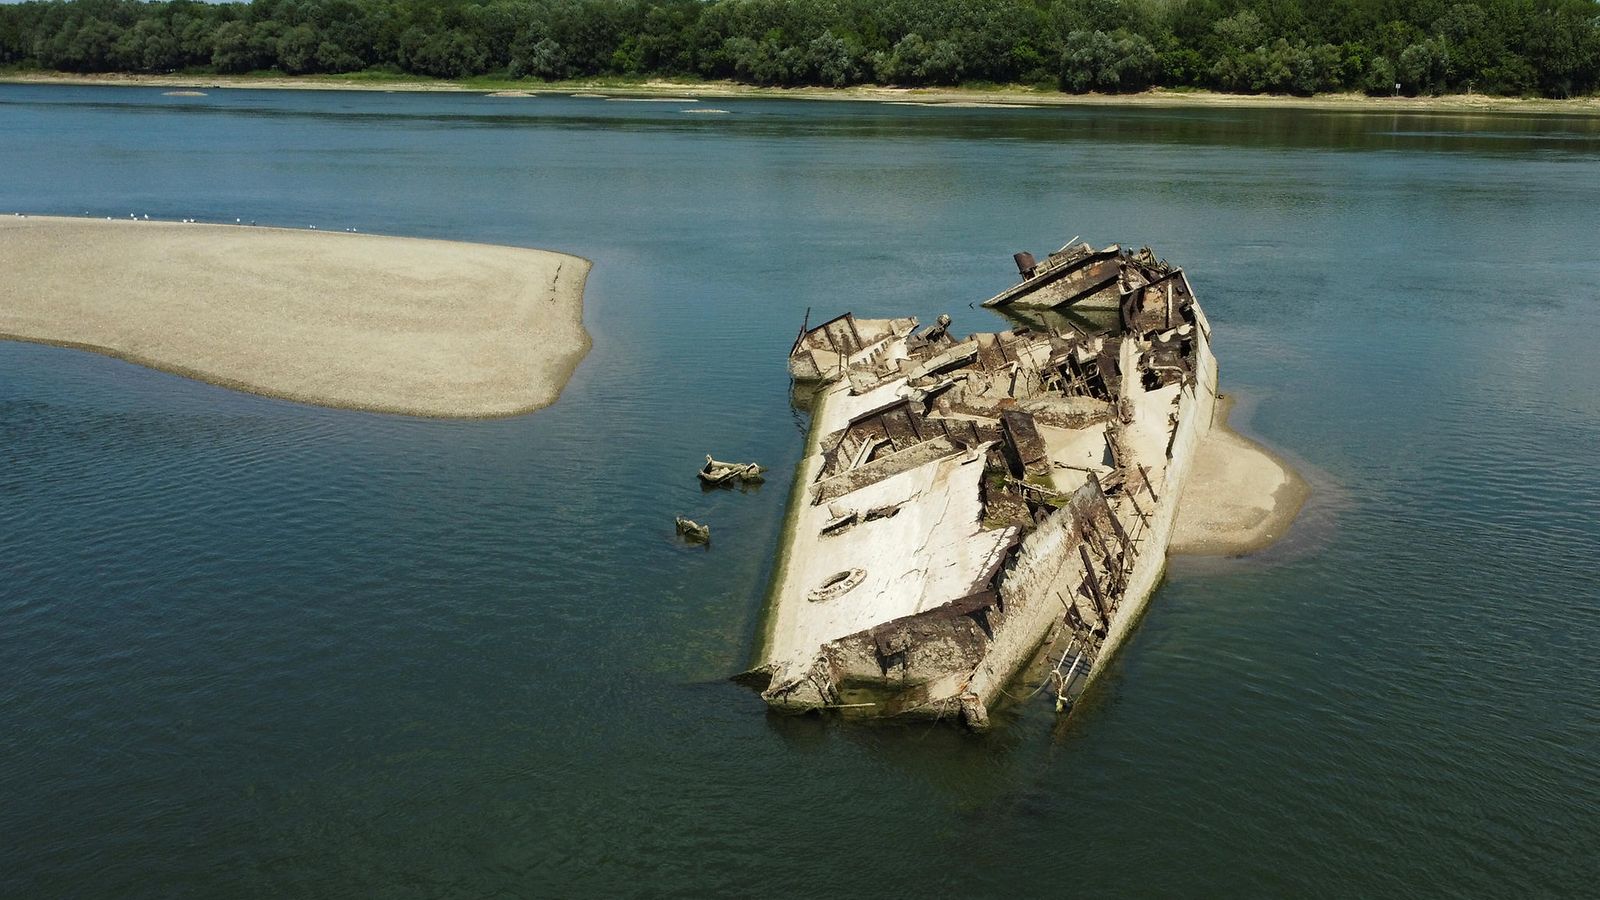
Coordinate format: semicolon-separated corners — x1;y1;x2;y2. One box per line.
751;243;1217;729
983;242;1127;310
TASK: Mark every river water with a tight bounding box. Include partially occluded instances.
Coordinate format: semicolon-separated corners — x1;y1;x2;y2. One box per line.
2;85;1597;897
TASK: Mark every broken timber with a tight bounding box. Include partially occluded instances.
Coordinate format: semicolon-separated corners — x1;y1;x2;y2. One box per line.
750;239;1219;730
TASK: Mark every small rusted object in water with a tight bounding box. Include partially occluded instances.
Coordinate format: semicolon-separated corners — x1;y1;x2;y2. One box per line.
675;516;710;543
698;454;765;486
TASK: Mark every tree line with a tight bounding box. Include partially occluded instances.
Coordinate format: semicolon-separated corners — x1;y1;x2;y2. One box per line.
2;0;1598;98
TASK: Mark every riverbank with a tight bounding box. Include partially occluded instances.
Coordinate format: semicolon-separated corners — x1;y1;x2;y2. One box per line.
1170;394;1310;556
5;70;1600;116
0;215;590;418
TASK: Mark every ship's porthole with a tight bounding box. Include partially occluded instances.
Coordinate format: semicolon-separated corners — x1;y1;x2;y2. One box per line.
808;568;866;602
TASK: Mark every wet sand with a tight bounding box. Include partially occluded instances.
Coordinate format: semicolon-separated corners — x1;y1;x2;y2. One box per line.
1170;395;1310;556
0;216;590;418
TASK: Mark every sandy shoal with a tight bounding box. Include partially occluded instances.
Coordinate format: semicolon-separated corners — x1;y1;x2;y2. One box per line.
0;216;590;418
1170;395;1310;556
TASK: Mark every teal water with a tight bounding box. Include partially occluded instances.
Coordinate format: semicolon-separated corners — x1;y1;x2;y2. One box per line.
2;87;1598;897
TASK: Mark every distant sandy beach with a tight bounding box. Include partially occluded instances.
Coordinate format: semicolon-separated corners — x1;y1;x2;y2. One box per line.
1170;395;1310;556
0;216;590;417
6;71;1599;116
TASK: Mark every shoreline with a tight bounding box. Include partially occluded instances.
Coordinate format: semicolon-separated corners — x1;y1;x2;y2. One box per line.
5;71;1600;116
1169;394;1311;557
0;215;591;419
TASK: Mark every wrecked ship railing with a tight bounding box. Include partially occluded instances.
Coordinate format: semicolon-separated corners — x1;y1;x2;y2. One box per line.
756;237;1215;728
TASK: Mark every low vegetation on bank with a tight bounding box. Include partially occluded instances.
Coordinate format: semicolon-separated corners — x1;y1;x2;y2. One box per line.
2;0;1597;99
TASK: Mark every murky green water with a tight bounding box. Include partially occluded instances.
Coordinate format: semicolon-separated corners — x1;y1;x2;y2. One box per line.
2;86;1598;897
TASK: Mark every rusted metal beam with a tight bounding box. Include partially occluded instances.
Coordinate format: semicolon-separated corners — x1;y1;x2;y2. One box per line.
1139;463;1159;502
1104;501;1133;549
1079;543;1107;622
1126;490;1152;531
1090;523;1118;572
790;306;813;357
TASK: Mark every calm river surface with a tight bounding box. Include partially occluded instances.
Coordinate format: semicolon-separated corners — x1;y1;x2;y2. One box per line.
2;85;1598;897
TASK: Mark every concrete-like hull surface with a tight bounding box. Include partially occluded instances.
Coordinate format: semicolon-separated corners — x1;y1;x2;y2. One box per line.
758;251;1218;728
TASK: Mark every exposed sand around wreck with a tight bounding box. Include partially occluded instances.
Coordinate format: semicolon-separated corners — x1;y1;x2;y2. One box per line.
1170;395;1309;556
0;216;590;417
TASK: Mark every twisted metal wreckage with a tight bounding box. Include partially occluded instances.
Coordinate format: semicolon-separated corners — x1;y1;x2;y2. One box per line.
741;241;1219;729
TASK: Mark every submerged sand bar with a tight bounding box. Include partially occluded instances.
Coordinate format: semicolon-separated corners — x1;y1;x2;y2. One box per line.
0;216;590;417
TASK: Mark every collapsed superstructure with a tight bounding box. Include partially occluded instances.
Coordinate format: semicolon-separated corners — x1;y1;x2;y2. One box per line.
747;242;1218;729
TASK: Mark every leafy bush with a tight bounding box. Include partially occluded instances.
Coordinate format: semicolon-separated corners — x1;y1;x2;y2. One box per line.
1;0;1596;98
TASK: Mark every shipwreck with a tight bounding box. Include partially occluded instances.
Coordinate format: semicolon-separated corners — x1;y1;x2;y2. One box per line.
744;241;1218;729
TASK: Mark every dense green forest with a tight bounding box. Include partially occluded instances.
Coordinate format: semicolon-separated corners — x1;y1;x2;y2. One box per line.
2;0;1598;97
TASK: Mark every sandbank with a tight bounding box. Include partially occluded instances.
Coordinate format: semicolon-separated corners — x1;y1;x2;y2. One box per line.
6;72;1600;117
0;215;590;418
1169;395;1309;556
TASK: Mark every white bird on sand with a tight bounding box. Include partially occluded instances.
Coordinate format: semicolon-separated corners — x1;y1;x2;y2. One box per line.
142;214;149;220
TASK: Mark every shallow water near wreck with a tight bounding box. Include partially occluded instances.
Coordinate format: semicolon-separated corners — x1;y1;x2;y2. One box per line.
3;86;1599;896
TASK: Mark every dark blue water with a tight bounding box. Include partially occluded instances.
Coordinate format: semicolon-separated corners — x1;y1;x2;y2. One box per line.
2;86;1598;897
